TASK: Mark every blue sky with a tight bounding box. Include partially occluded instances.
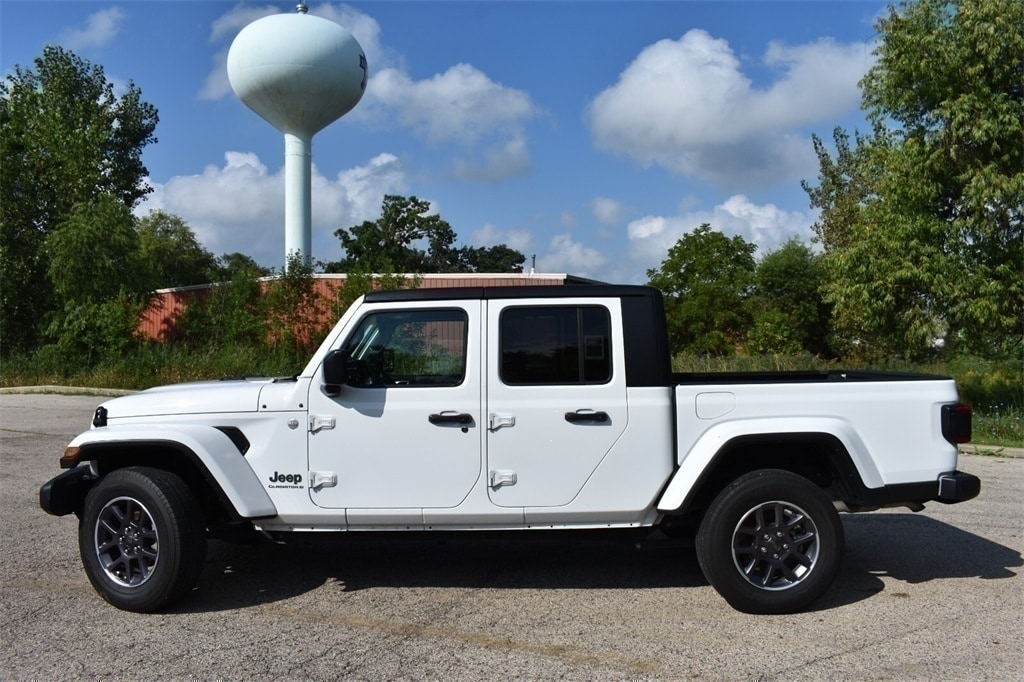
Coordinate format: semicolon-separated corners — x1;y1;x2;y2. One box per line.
1;1;888;283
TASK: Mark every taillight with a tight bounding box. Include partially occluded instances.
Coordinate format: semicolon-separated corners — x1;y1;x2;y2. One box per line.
941;403;972;444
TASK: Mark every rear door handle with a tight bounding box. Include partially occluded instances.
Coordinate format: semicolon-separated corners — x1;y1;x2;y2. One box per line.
564;410;609;424
429;412;473;425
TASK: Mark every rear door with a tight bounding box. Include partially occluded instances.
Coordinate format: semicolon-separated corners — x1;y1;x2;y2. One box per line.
485;298;628;508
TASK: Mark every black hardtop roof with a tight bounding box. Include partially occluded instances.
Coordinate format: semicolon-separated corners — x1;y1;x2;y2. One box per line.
364;284;662;303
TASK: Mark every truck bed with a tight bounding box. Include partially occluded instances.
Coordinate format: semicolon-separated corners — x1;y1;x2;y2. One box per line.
672;369;949;385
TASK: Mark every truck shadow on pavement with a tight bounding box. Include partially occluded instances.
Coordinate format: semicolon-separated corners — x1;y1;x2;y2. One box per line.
813;512;1022;611
187;532;705;613
179;516;1021;614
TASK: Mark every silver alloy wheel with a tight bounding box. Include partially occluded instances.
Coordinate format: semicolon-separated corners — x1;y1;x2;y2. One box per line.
731;500;819;591
94;496;160;587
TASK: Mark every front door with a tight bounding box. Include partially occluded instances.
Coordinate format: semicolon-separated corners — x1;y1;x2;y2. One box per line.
307;301;482;510
485;298;628;508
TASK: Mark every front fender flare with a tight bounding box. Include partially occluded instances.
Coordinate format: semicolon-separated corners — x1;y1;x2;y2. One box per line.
68;424;277;519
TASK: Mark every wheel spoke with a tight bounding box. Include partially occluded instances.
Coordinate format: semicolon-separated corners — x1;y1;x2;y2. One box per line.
94;495;160;588
790;548;813;568
731;497;821;592
97;537;119;553
791;529;815;545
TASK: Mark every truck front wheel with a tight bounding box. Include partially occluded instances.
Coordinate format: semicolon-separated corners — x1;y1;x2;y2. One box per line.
79;467;206;612
696;469;844;614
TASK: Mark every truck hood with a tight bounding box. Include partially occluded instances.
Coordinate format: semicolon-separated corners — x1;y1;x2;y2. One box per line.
101;378;272;420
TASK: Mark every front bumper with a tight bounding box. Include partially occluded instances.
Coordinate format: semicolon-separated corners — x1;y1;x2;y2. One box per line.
40;467;97;516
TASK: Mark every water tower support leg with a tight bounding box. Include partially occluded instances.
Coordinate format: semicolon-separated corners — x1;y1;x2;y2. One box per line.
284;131;313;269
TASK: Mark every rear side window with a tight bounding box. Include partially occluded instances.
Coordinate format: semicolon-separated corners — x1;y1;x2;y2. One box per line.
500;306;611;385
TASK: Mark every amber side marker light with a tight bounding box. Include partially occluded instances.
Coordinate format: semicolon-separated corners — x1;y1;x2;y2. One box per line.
60;447;81;469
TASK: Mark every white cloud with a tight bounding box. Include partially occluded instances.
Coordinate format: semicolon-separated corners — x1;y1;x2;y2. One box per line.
209;4;281;44
626;194;813;273
136;152;407;268
591;197;625;226
538;234;609;278
587;29;872;188
453;132;531;182
469;224;534;253
367;64;537;145
61;8;126;51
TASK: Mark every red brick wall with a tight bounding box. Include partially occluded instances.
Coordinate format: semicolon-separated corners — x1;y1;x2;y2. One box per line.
137;274;573;342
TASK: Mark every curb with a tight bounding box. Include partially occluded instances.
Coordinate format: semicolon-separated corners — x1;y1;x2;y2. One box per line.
959;444;1024;459
0;385;136;397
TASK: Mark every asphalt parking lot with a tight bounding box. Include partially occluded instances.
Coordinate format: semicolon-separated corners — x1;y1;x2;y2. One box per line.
2;393;1021;680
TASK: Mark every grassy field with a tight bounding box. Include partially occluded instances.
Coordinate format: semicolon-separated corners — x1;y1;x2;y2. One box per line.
2;347;1020;447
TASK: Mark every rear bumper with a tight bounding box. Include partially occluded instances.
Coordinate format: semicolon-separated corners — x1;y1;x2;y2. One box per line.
936;471;981;503
848;470;981;510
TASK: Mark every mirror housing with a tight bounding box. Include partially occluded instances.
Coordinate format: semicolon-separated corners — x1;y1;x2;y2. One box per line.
322;349;349;394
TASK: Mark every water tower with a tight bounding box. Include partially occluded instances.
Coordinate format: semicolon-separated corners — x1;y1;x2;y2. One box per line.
227;3;366;269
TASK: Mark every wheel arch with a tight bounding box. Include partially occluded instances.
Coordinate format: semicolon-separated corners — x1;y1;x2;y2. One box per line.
66;426;277;522
77;440;240;525
657;421;881;520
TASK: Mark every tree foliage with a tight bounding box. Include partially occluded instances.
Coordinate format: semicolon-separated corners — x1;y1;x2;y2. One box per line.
646;224;757;355
137;211;219;289
43;195;150;360
327;194;525;274
746;240;830;356
804;0;1023;359
0;46;158;355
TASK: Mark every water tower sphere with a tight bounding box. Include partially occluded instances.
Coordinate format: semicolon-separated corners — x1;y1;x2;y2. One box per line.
227;12;367;135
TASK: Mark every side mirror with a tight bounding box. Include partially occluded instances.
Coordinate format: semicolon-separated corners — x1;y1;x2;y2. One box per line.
322;349;349;394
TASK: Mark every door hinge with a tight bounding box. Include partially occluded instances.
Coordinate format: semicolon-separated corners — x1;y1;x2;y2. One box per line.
489;470;517;488
489;413;516;430
310;471;337;490
309;415;336;433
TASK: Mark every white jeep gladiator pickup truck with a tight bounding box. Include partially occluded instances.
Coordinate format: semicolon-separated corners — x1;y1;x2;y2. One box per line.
41;285;979;614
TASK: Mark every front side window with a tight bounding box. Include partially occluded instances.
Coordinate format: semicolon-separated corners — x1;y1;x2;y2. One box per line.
500;306;611;385
342;309;468;387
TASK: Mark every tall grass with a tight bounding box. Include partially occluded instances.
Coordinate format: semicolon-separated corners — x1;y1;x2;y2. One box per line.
0;343;309;391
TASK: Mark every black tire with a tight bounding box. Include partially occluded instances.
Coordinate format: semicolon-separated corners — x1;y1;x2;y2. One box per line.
79;467;206;612
696;469;844;614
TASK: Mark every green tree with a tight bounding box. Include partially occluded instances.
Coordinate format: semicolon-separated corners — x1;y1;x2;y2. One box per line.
746;240;830;355
0;46;158;355
176;268;266;349
264;253;331;354
137;211;219;289
216;252;270;280
804;0;1023;359
646;224;757;356
44;195;150;359
327;194;525;274
458;244;525;273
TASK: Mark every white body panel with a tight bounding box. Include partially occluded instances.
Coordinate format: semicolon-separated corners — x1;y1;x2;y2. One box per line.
84;294;965;533
306;301;483;512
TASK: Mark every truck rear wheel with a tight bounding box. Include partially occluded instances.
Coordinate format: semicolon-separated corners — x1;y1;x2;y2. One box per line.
696;469;843;614
79;467;206;612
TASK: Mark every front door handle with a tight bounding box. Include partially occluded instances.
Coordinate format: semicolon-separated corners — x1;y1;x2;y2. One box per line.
564;410;609;424
429;412;473;425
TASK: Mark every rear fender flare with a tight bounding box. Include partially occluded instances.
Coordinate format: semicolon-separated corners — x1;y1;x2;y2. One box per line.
656;417;881;513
